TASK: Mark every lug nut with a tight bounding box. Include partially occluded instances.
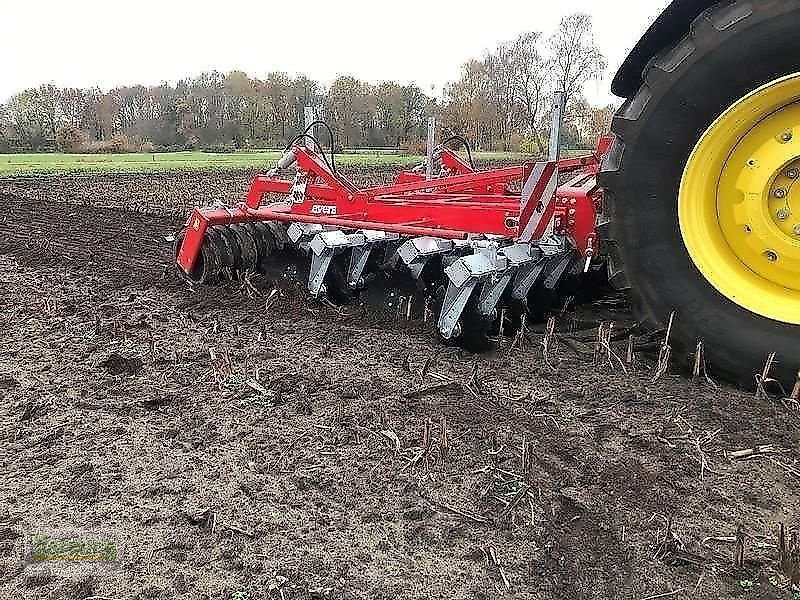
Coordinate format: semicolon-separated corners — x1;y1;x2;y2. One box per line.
777;208;790;220
764;250;779;262
794;225;800;235
782;131;794;143
788;168;799;179
774;188;787;199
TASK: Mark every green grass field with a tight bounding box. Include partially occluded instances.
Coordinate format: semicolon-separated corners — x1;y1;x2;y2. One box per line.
0;150;534;176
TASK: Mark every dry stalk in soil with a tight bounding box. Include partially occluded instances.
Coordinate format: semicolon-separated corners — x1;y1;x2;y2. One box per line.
779;523;800;586
691;340;717;387
790;371;800;402
511;313;529;351
727;445;781;460
488;431;502;463
593;322;628;373
558;295;575;318
337;399;348;424
652;311;676;382
497;483;531;522
209;346;233;388
755;352;782;399
468;361;485;395
626;334;635;367
734;525;745;569
521;435;536;485
486;547;511;591
377;405;402;453
238;270;259;298
422;418;432;455
541;316;556;361
420;354;436;378
497;308;507;348
692;340;702;380
439;415;449;463
401;418;434;473
264;288;279;312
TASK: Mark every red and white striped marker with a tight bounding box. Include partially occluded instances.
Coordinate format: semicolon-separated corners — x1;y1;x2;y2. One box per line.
518;161;558;243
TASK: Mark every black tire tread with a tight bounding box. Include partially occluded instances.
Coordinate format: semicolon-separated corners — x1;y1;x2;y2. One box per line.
600;0;800;386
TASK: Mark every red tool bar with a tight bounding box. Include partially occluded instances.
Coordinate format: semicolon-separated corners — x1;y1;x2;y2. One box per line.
359;165;524;196
179;139;609;275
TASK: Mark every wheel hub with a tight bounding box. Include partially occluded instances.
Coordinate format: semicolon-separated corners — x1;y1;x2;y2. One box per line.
680;74;800;324
768;161;800;238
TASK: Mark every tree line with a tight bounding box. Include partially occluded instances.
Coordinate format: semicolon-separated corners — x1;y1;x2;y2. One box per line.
0;13;614;155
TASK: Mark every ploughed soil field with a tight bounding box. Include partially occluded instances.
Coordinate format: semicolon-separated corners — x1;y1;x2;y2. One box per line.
0;166;799;600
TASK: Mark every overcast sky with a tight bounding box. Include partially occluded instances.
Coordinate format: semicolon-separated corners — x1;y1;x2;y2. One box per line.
2;0;671;105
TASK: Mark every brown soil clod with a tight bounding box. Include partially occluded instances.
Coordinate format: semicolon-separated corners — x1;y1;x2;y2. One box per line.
184;508;217;532
18;401;41;422
0;375;19;390
99;353;143;376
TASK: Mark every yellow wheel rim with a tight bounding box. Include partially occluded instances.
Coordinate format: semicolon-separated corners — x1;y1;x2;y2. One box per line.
680;73;800;324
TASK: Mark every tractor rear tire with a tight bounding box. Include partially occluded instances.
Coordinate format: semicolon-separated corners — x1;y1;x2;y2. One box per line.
601;0;800;387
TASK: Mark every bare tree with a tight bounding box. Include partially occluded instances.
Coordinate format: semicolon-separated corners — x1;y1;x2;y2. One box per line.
399;84;429;142
444;17;607;154
484;44;516;146
0;103;10;131
59;88;88;128
446;60;493;149
6;89;51;150
509;32;549;153
549;13;607;107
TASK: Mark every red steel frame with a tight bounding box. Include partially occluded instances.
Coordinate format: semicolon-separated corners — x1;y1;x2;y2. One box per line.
177;139;610;274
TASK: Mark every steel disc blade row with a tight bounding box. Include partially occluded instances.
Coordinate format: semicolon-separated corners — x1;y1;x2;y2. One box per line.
180;226;580;350
182;222;278;284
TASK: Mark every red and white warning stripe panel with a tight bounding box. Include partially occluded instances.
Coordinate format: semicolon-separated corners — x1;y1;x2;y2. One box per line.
518;161;558;243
